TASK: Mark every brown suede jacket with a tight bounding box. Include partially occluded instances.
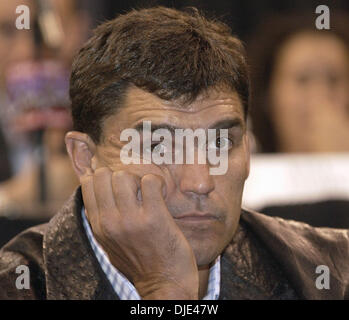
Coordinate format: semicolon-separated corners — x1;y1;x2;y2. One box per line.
0;188;348;299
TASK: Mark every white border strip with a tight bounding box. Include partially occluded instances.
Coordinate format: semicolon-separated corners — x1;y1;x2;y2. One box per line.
242;153;349;211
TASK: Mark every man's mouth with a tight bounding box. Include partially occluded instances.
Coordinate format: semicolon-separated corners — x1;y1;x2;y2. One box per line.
174;211;219;223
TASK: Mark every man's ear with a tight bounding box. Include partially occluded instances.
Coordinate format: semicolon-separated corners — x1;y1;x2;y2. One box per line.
65;131;97;180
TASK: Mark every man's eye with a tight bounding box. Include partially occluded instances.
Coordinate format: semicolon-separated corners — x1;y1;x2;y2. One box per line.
208;137;233;150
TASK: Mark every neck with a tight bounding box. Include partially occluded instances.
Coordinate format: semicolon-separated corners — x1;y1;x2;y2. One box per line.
198;264;210;299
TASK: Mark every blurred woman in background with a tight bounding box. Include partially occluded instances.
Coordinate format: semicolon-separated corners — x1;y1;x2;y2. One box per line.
242;13;349;227
248;12;349;153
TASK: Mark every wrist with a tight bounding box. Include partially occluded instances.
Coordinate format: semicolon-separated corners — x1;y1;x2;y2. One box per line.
135;274;199;300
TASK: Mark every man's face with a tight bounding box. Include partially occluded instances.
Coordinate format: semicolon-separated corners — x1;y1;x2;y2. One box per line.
93;86;250;267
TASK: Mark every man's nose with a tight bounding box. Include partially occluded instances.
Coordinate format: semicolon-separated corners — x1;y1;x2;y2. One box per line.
179;163;214;196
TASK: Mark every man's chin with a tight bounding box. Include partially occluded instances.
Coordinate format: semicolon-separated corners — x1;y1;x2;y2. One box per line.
177;222;233;266
187;238;222;267
193;249;220;268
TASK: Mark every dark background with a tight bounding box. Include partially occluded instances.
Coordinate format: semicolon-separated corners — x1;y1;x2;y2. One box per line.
84;0;349;40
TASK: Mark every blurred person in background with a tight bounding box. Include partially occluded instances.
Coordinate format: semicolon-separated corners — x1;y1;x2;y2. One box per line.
248;12;349;153
0;0;88;218
242;12;349;228
0;0;35;173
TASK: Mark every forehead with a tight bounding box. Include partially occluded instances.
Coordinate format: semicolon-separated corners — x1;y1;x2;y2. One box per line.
105;86;245;132
276;32;349;73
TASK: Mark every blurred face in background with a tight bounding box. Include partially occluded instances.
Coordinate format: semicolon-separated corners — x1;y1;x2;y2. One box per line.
269;31;349;152
0;0;88;87
0;0;83;216
0;0;35;86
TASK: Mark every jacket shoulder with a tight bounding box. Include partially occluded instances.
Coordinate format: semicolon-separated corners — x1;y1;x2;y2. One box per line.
0;224;48;299
240;209;349;299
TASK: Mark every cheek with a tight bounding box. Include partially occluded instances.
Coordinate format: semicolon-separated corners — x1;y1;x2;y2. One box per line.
270;80;309;140
227;152;249;185
96;146;122;167
334;79;349;108
213;155;248;210
271;80;301;118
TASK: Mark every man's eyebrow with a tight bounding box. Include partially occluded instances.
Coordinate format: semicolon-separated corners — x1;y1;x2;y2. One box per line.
208;118;244;130
133;122;178;134
132;118;243;133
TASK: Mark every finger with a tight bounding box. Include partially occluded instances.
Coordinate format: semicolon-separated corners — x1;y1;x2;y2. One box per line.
93;167;120;221
141;174;169;217
111;170;140;216
80;173;100;231
108;164;173;201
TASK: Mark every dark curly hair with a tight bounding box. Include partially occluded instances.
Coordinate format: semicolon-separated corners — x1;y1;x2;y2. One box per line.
69;6;249;143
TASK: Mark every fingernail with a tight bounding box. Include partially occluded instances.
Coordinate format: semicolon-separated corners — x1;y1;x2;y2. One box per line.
137;188;142;201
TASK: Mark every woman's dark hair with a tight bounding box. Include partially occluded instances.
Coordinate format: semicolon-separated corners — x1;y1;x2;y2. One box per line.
248;11;349;152
70;6;249;143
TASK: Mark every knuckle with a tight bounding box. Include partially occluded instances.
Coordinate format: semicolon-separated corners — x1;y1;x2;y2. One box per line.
94;167;111;177
81;174;93;185
141;174;162;189
113;171;139;196
112;170;129;182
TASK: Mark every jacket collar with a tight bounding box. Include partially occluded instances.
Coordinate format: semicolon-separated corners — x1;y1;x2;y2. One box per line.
43;188;118;299
219;218;299;300
241;209;349;300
